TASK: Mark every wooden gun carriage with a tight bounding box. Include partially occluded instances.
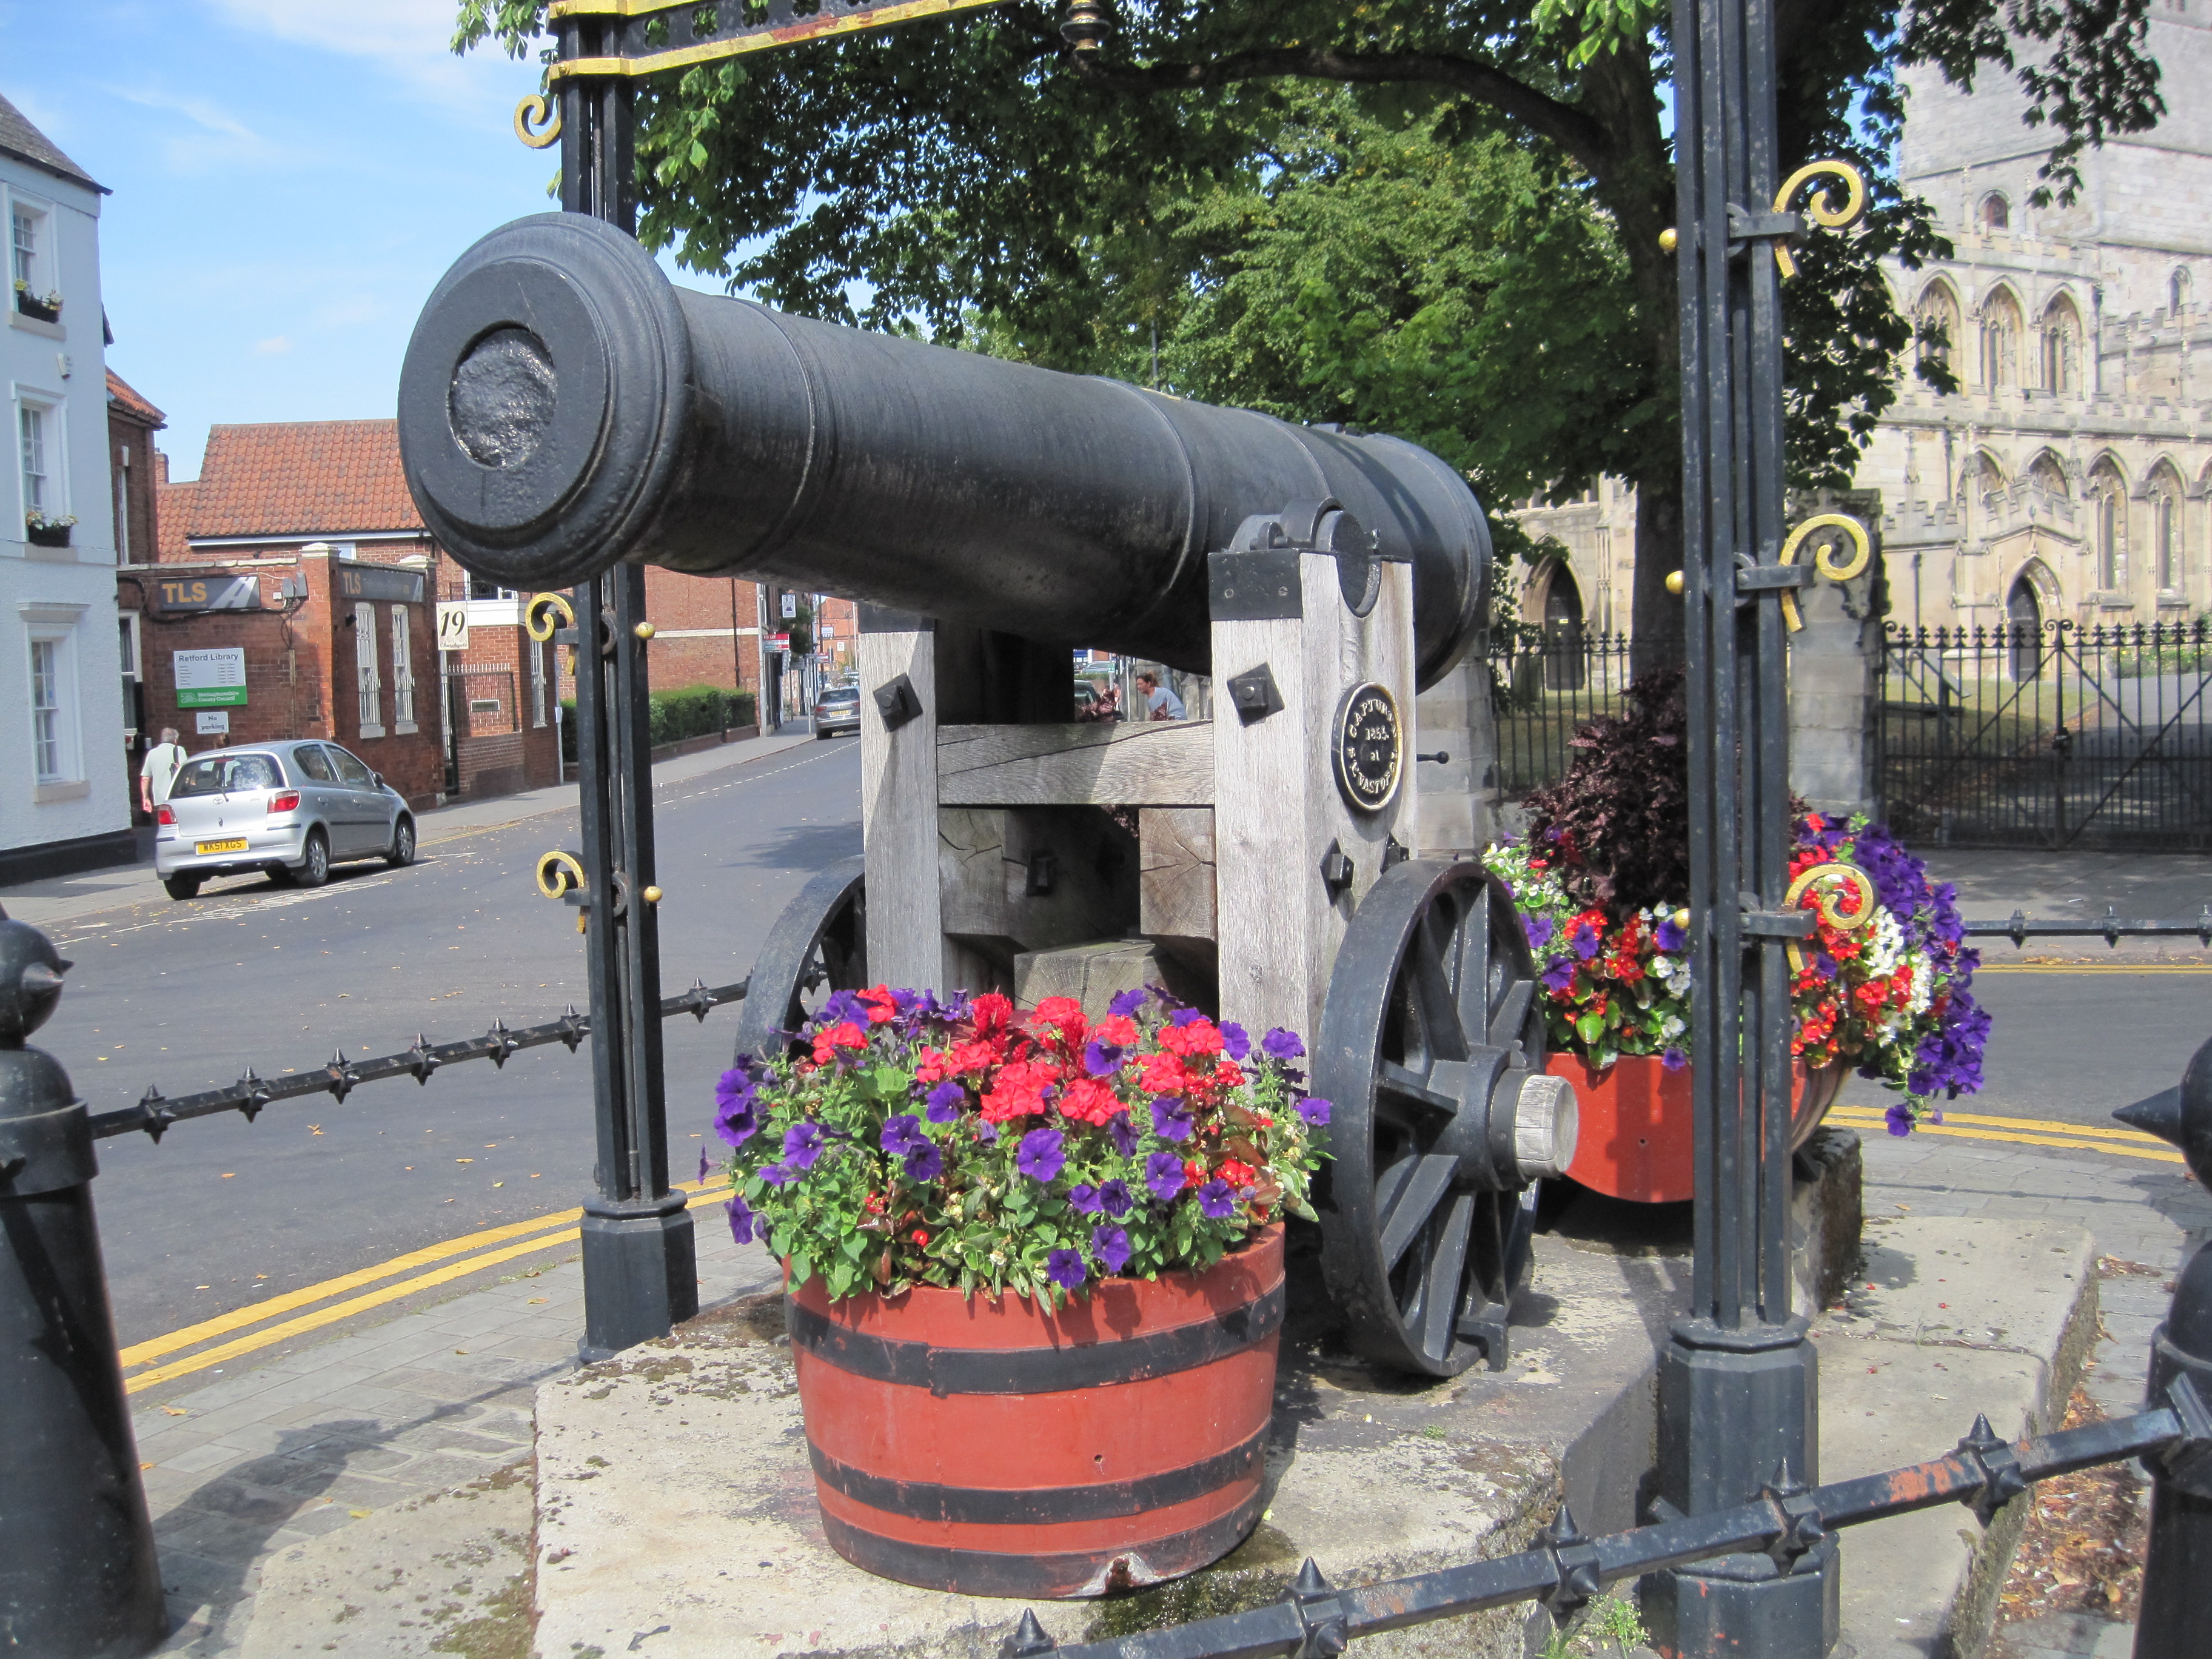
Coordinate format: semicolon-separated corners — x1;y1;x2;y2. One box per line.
400;213;1578;1378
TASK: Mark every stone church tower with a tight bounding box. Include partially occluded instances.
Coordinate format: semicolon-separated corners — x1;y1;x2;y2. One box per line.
1515;15;2212;643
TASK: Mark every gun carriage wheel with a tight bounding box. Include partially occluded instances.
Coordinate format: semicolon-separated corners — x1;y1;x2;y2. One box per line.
1313;862;1576;1378
731;856;868;1062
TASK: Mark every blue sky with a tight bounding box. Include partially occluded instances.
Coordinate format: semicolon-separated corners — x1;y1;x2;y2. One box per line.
2;1;687;480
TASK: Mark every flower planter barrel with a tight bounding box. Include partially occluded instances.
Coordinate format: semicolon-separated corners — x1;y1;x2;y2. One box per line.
1544;1054;1846;1204
789;1224;1284;1597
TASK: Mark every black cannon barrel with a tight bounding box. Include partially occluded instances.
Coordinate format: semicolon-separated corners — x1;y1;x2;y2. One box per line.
399;214;1490;686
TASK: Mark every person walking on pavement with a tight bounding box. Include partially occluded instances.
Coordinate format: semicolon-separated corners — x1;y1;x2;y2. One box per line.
1136;671;1185;722
139;728;187;820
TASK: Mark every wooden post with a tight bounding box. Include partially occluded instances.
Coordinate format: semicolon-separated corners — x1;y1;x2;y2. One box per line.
1214;553;1417;1045
857;604;945;992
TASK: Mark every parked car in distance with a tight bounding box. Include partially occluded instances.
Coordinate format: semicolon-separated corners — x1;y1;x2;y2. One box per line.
153;740;415;900
813;685;862;739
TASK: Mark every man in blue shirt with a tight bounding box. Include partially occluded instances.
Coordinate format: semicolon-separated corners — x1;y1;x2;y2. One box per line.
1136;671;1185;721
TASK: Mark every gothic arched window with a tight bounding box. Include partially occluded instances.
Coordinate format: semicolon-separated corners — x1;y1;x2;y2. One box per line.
1980;290;2024;388
1980;193;2011;231
2090;461;2128;591
2040;297;2083;393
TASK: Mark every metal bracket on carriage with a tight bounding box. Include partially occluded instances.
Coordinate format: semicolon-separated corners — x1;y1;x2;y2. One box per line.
1211;496;1396;623
1740;909;1817;939
1723;203;1805;258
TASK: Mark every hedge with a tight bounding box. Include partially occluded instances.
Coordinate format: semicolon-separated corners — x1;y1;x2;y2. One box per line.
558;684;758;764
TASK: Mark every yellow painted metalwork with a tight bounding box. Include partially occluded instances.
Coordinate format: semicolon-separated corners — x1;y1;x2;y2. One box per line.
536;849;589;900
1782;860;1874;976
514;92;563;149
1769;158;1866;279
543;0;1006;82
1775;512;1871;631
525;591;576;642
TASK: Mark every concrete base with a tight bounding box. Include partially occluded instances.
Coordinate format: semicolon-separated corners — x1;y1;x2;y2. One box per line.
227;1213;2091;1659
530;1232;1686;1659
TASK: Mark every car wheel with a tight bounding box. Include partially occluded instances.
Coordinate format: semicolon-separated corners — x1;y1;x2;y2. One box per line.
293;830;330;888
163;873;201;901
386;817;416;868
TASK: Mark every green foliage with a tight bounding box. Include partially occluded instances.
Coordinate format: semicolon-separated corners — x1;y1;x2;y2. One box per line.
557;684;757;763
1539;1590;1650;1657
452;0;2161;612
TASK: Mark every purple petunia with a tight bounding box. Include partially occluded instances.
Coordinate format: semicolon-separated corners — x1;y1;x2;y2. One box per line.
1082;1039;1125;1078
1068;1183;1104;1215
713;1068;761;1147
1047;1248;1087;1290
1524;915;1556;950
698;1147;711;1182
1145;1150;1187;1201
1569;917;1604;961
1091;1224;1133;1274
1295;1096;1332;1128
1167;1007;1206;1028
905;1142;945;1182
782;1122;826;1171
880;1114;928;1158
1661;1046;1688;1071
1885;1102;1915;1137
817;988;868;1027
1908;987;1991;1099
759;1162;798;1187
1107;987;1148;1019
1542;957;1578;993
1017;1127;1066;1183
923;1081;966;1124
1261;1028;1305;1063
726;1193;755;1245
1105;1111;1139;1158
1150;1095;1195;1142
1098;1178;1134;1216
1196;1179;1236;1219
1219;1022;1252;1062
1654;914;1687;953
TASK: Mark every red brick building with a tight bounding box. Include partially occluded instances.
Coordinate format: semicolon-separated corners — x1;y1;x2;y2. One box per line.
122;420;559;811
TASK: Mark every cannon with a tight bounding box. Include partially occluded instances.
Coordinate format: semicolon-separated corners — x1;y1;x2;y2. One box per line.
400;213;1577;1378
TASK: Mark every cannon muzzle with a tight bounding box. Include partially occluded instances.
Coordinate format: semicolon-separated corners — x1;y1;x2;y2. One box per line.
399;213;1490;685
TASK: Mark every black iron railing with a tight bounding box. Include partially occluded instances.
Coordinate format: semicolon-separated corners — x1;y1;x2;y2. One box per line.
1000;1396;2209;1659
1877;618;2212;852
1487;629;1635;798
90;976;746;1143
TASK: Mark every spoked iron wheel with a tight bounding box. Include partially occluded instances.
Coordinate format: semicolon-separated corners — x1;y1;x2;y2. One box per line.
730;855;868;1062
1314;860;1575;1378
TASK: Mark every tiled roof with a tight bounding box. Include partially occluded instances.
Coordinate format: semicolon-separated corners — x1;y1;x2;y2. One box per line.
185;419;427;540
155;481;199;560
0;89;102;192
106;370;165;429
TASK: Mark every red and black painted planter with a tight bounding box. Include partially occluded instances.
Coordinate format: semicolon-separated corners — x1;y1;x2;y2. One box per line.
788;1224;1284;1597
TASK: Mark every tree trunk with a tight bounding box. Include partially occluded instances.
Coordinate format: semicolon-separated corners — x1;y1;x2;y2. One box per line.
1629;478;1685;679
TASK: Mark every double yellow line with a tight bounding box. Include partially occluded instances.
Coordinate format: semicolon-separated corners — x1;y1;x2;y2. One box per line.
122;1181;734;1395
1827;1104;2182;1163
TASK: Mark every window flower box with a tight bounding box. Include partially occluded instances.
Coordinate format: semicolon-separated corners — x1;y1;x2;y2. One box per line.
25;512;74;548
715;985;1329;1593
12;282;61;323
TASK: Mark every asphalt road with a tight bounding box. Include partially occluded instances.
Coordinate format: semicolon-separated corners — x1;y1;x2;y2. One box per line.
30;729;2204;1347
42;737;862;1349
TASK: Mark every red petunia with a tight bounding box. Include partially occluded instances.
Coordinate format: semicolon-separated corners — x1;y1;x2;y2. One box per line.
1096;1014;1139;1047
1058;1077;1121;1127
971;992;1016;1038
981;1057;1057;1123
856;984;899;1024
1138;1051;1190;1096
1161;1020;1225;1059
812;1021;868;1064
1219;1158;1260;1191
1034;997;1088;1042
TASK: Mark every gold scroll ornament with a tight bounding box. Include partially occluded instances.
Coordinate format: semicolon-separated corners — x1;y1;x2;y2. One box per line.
1770;159;1866;280
1783;861;1876;977
514;93;561;149
1776;513;1872;634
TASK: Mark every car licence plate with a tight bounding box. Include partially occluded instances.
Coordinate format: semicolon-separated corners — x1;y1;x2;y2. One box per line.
195;839;249;855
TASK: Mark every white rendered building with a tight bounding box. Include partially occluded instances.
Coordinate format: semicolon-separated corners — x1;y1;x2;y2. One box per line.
3;89;131;882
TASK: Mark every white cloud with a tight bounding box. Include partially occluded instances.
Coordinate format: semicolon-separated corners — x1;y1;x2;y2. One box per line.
203;0;533;111
253;336;293;355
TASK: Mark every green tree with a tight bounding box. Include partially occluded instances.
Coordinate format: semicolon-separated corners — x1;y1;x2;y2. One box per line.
455;0;2159;665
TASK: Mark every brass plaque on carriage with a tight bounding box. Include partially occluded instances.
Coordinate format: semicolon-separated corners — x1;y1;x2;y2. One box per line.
1332;682;1403;813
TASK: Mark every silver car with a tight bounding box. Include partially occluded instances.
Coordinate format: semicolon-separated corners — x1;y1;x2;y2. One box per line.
153;740;415;900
